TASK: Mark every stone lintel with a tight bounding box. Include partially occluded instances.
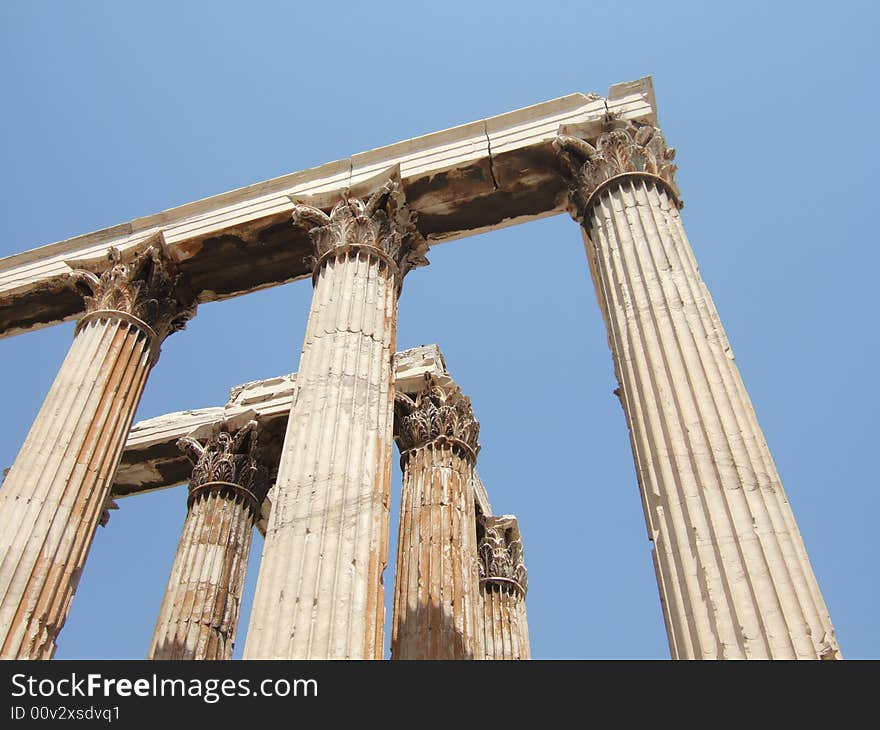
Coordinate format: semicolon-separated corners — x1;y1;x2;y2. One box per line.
0;79;656;338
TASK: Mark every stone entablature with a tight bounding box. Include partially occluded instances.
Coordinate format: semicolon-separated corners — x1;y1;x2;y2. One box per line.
0;79;656;339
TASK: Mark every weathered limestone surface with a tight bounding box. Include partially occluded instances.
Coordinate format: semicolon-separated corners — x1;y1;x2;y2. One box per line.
0;79;656;339
0;247;193;658
391;375;483;660
556;121;840;659
149;421;270;660
243;176;426;659
478;515;530;660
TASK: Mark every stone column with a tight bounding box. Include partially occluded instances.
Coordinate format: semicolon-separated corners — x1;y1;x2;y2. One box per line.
0;246;194;659
390;374;483;660
555;121;840;659
148;420;270;660
478;515;530;660
244;176;428;659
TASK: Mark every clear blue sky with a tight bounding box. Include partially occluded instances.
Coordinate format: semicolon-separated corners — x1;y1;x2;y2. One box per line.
0;1;876;659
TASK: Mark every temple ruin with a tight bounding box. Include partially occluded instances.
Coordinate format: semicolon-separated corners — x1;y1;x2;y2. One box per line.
0;77;840;659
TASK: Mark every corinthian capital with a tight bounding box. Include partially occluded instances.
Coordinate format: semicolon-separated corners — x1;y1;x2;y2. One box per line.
69;245;196;342
394;373;480;460
554;119;680;217
177;420;270;514
291;175;428;278
478;515;528;595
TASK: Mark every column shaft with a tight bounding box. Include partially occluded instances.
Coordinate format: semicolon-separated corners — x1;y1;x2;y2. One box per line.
0;315;152;658
149;490;256;660
589;179;838;657
0;244;192;659
477;514;530;660
245;179;425;659
150;421;268;660
391;440;481;659
245;247;398;659
481;584;530;660
557;122;839;658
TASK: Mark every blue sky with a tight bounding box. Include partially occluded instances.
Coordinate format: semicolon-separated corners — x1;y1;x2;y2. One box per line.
0;1;877;659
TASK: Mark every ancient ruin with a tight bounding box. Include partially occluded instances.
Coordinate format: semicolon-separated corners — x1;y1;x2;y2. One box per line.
0;77;839;659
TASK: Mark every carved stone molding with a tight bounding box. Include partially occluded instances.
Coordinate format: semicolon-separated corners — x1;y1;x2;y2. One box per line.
291;176;428;280
555;118;680;219
394;373;480;461
177;420;270;515
69;245;196;344
478;515;527;595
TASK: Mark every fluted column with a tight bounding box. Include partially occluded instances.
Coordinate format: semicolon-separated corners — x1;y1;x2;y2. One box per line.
149;420;270;660
244;175;428;659
478;515;530;660
555;121;839;659
0;246;194;659
390;374;482;659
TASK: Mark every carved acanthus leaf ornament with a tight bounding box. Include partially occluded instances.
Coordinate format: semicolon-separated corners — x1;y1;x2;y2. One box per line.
555;119;680;218
394;373;480;459
177;420;270;513
69;245;196;341
291;177;428;277
478;516;528;595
